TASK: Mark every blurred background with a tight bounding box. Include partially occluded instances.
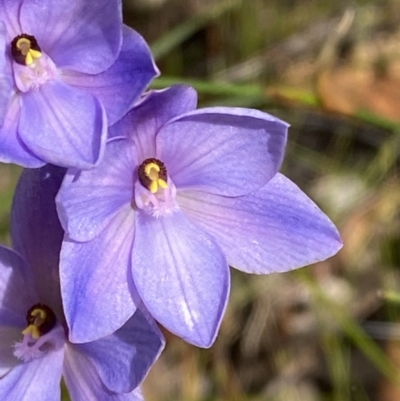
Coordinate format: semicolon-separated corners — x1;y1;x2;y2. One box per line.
3;0;400;400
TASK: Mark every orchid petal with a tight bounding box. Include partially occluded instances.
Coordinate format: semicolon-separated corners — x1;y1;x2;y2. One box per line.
0;21;13;125
11;165;65;311
61;206;138;343
109;85;197;159
157;107;288;196
76;308;164;393
19;80;107;169
0;0;22;38
64;347;144;401
0;246;38;317
179;173;343;273
63;26;159;126
0;326;21;377
132;210;229;348
0;308;24;329
0;347;63;401
20;0;122;74
0;96;44;167
56;138;135;242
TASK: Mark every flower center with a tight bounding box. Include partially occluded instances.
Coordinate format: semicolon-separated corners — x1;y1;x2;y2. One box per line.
135;158;178;217
22;303;56;339
138;158;169;194
11;34;42;66
10;34;58;92
13;303;65;362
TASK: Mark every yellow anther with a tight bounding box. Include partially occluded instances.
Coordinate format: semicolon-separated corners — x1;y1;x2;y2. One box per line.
138;158;169;194
21;308;47;338
144;163;168;193
16;37;42;65
22;304;56;339
22;324;40;339
25;49;42;65
145;163;160;180
31;308;47;320
149;180;158;194
148;179;168;194
158;179;168;189
29;49;42;59
16;37;31;52
25;52;34;65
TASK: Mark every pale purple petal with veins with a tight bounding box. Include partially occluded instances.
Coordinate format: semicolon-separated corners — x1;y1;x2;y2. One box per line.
64;347;145;401
20;0;122;74
57;138;135;242
61;206;138;344
11;164;65;312
157;107;288;196
0;347;64;401
0;0;22;39
109;85;197;154
179;173;343;273
0;97;44;167
0;326;20;377
63;25;159;126
0;247;38;318
19;80;107;169
76;308;164;393
0;21;12;125
132;210;230;348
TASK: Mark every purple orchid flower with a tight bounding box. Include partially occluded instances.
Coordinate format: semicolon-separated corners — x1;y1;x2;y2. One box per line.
0;0;158;169
0;164;164;400
0;22;12;125
57;85;343;348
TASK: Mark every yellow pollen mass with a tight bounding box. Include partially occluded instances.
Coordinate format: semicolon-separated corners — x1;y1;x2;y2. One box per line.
149;180;158;194
22;324;41;339
21;308;48;338
16;37;42;65
144;162;168;193
144;163;160;180
31;308;47;320
158;179;168;189
149;178;168;194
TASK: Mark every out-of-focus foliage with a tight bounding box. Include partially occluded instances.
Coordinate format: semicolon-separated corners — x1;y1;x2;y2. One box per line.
0;165;20;245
